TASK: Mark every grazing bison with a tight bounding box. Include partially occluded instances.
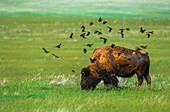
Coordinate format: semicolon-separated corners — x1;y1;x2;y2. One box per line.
81;46;151;90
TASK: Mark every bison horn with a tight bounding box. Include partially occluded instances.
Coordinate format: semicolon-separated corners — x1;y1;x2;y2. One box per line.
81;67;90;76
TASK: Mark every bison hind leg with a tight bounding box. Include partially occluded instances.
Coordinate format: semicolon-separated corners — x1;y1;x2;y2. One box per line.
144;74;151;89
136;73;151;90
136;62;151;89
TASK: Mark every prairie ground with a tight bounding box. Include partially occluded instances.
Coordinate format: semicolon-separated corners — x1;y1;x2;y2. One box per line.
0;18;170;112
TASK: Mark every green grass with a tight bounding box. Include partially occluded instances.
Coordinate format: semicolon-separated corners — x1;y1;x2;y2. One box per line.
0;18;170;112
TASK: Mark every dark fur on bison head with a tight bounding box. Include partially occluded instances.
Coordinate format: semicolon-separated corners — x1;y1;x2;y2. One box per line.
80;67;101;90
80;67;119;90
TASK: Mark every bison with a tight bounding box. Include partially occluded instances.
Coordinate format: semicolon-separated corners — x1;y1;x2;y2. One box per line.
81;46;151;90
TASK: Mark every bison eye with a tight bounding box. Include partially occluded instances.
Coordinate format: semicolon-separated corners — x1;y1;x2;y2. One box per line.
81;76;88;81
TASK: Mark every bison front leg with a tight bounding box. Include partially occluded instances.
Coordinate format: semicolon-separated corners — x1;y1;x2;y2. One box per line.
102;75;118;89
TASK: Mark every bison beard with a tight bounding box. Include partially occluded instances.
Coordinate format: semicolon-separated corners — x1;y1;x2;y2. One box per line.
81;46;151;90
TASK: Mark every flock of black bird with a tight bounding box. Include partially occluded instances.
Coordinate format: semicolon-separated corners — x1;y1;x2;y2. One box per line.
42;43;61;58
42;17;154;72
140;27;154;38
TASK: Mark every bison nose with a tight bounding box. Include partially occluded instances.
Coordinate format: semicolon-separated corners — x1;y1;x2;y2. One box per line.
81;85;86;90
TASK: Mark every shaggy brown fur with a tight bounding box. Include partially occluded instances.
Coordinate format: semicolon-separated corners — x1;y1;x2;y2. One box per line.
81;46;151;90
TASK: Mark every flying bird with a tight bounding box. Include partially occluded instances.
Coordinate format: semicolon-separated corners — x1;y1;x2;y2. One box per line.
80;33;86;38
107;26;112;32
126;28;130;31
140;45;148;49
69;33;73;39
136;47;142;50
81;26;86;32
81;26;85;29
98;17;103;22
89;22;94;26
72;70;75;73
42;48;50;53
84;43;93;47
111;43;115;48
146;33;151;38
98;31;102;35
94;30;102;35
86;31;90;36
94;30;99;34
100;37;107;44
118;29;124;38
103;21;107;24
119;29;124;34
147;31;154;34
90;58;96;63
83;48;87;53
52;54;60;58
140;27;146;33
120;33;124;38
54;43;61;48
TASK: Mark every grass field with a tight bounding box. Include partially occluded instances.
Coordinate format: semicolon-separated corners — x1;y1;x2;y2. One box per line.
0;18;170;112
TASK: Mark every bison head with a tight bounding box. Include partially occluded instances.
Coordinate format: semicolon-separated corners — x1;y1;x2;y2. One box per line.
80;67;101;90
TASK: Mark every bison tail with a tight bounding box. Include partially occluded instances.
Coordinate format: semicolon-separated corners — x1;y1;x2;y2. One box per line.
143;61;150;76
144;61;151;87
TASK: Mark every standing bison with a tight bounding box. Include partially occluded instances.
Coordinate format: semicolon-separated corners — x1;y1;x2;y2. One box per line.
81;46;151;90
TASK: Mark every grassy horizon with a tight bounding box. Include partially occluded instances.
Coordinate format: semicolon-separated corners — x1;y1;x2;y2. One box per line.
0;0;170;18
